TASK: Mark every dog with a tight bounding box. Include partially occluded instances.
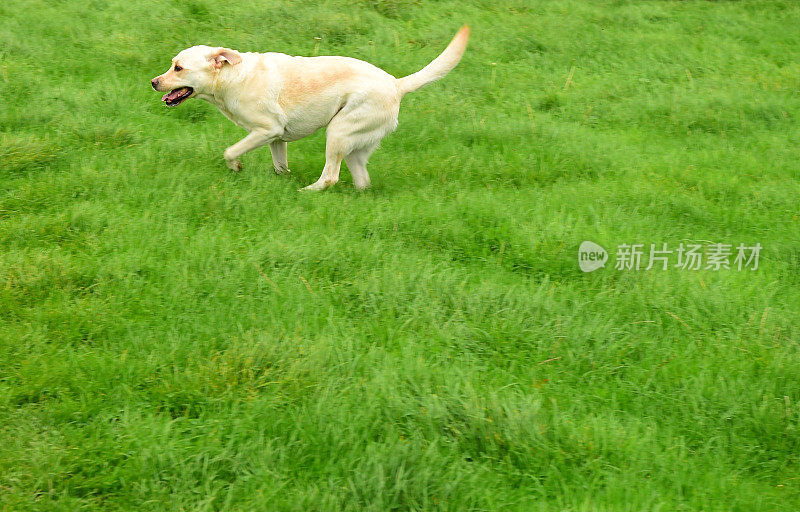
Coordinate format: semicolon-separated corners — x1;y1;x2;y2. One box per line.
151;26;469;190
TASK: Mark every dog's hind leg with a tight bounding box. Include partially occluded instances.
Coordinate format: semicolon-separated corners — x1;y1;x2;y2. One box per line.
302;98;397;191
269;141;290;175
301;138;344;191
345;146;377;190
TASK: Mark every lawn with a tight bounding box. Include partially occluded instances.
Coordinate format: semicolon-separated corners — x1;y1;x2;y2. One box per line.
1;0;799;510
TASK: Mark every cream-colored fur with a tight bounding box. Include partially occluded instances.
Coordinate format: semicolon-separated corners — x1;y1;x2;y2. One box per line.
151;26;469;190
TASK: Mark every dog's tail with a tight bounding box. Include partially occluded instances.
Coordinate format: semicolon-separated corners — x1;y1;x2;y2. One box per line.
396;25;470;96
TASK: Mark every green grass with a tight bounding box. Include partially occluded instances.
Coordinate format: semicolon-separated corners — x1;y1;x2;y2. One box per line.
2;0;800;510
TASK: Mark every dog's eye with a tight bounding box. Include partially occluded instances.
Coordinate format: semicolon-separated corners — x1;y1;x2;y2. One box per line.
174;65;183;72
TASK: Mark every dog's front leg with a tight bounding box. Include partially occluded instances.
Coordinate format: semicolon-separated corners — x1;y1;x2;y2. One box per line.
223;129;278;171
269;141;290;175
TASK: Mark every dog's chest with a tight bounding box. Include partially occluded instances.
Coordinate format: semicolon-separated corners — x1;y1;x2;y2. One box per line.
211;95;279;133
215;103;245;128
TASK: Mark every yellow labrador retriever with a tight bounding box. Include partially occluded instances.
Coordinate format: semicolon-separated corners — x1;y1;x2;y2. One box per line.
151;26;469;190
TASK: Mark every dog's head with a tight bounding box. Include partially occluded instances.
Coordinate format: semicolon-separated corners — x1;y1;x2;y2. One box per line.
151;46;242;106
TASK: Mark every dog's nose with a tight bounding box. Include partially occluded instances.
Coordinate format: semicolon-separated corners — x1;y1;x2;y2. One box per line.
151;78;160;90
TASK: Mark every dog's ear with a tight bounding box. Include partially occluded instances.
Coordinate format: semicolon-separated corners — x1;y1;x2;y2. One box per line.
210;48;242;69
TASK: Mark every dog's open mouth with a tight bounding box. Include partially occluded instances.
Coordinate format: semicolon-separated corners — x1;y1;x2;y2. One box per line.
162;87;194;107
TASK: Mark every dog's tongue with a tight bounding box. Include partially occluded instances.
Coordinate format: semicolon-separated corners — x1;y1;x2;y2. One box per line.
162;88;189;102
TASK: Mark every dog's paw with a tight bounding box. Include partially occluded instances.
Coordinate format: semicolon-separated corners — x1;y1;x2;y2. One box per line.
300;182;324;191
226;159;243;172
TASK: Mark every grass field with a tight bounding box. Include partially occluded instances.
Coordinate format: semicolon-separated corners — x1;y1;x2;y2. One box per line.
2;0;800;510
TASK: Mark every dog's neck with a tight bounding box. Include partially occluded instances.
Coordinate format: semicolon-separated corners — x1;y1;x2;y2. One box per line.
200;64;249;107
194;67;252;127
